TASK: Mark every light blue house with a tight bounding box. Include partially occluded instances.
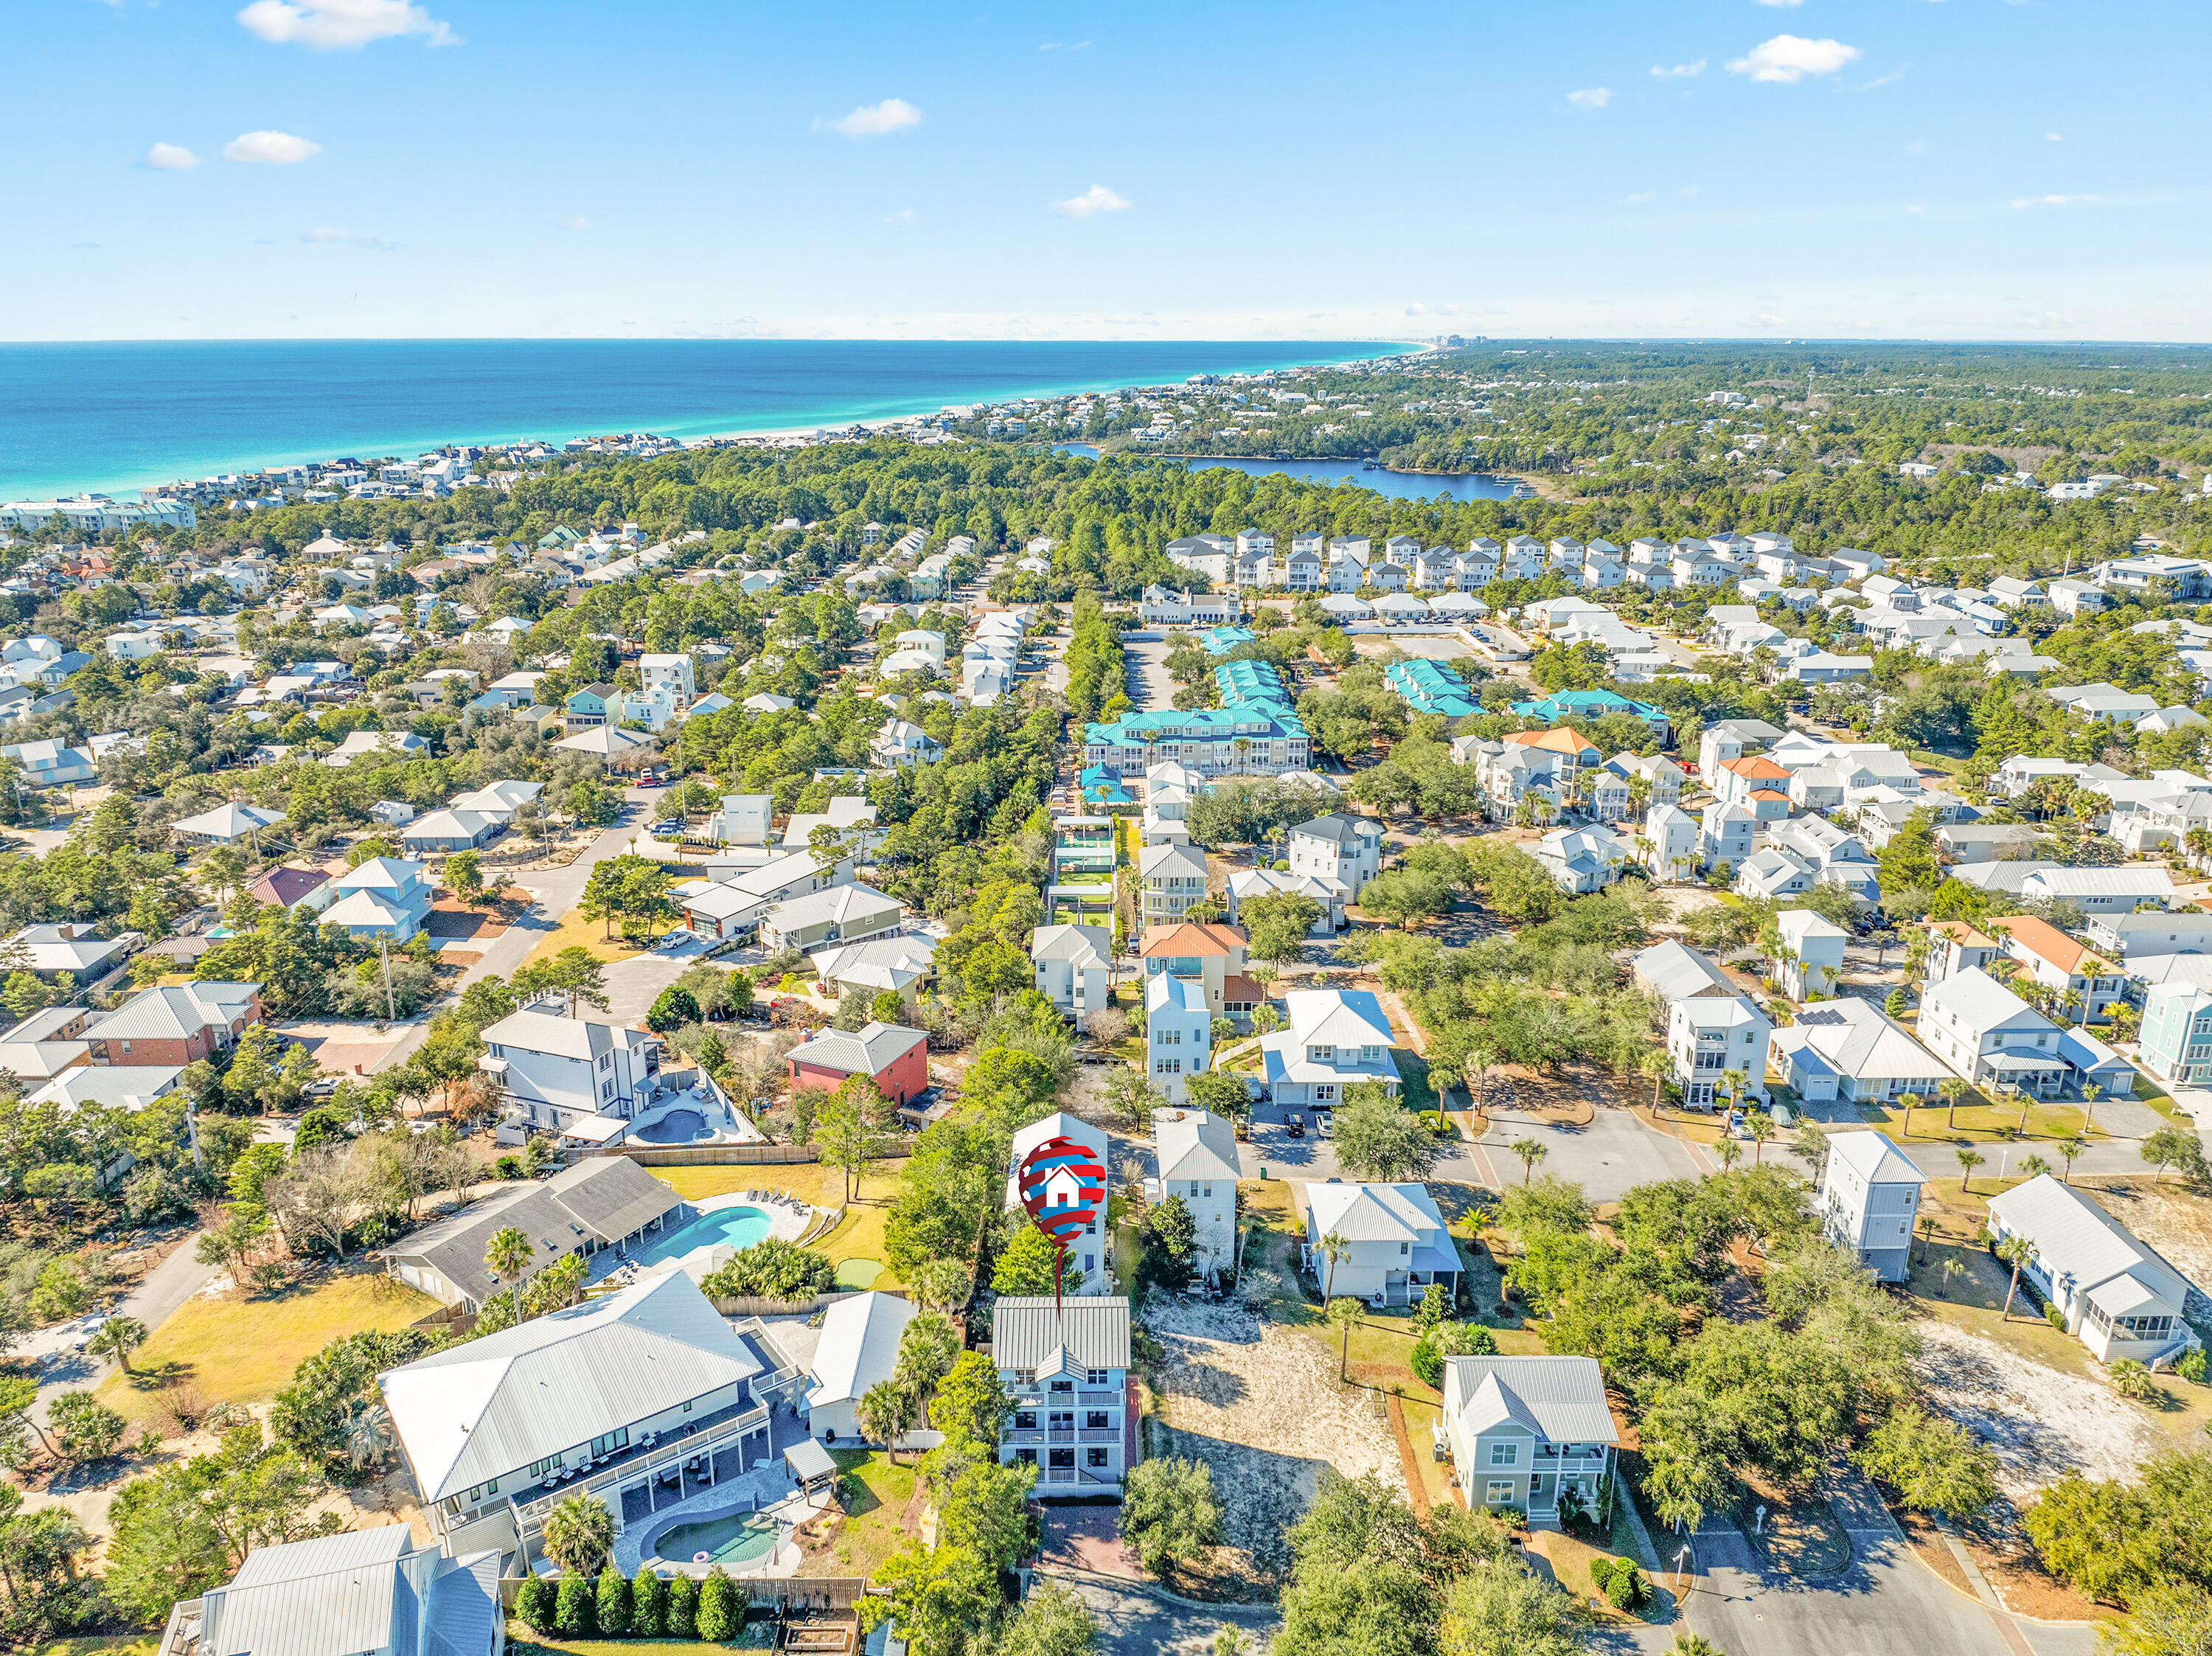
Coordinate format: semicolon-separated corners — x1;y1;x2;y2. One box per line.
2138;982;2212;1088
1509;689;1672;742
1145;971;1212;1107
1385;658;1481;720
320;856;434;943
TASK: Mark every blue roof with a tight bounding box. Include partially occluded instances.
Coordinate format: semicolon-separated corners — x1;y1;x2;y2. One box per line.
1200;625;1257;656
1510;689;1667;726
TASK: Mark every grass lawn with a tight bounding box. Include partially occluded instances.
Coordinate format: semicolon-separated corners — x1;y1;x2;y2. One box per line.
809;1448;919;1578
31;1640;159;1656
1527;1528;1651;1622
1394;1048;1441;1114
655;1166;905;1287
509;1631;771;1655
96;1264;439;1428
1861;1093;2110;1149
516;908;670;972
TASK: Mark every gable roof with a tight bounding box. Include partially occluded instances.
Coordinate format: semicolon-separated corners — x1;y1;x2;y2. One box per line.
806;1290;917;1410
380;1271;761;1500
1156;1109;1239;1183
248;865;331;908
1503;728;1600;758
1991;914;2115;978
786;1020;927;1077
1987;1175;2191;1308
1825;1129;1930;1186
1775;1002;1945;1088
1282;987;1394;1046
1304;1180;1444;1244
1441;1355;1618;1445
1138;921;1247;959
375;1156;679;1302
1921;966;2055;1036
992;1295;1132;1371
1030;922;1110;966
81;981;257;1043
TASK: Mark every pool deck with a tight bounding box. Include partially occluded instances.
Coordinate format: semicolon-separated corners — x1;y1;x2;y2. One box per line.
588;1193;818;1288
611;1413;827;1580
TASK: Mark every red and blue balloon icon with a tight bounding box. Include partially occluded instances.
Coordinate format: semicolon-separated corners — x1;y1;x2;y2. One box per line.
1015;1135;1107;1306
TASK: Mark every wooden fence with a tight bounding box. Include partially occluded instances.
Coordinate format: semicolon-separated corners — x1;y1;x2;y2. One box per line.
616;1142;914;1169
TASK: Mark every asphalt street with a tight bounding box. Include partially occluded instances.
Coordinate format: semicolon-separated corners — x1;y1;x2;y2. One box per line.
30;1225;221;1427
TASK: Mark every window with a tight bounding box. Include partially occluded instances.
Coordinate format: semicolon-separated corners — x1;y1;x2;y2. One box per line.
1048;1410;1074;1430
1049;1380;1073;1394
1087;1368;1108;1385
598;1053;611;1069
1399;1242;1409;1255
528;1455;563;1479
1049;1449;1075;1469
1088;1447;1112;1469
1015;1447;1037;1466
1201;1183;1212;1198
1155;1059;1181;1076
1086;1410;1111;1430
1489;1442;1518;1467
1486;1479;1518;1505
1015;1410;1037;1430
589;1428;630;1457
681;1399;692;1413
1158;1029;1180;1046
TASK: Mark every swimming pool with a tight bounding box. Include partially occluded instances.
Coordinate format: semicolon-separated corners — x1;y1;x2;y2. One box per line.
633;1205;771;1266
653;1509;777;1568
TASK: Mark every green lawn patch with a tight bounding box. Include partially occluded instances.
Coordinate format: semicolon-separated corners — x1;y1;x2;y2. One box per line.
833;1258;883;1289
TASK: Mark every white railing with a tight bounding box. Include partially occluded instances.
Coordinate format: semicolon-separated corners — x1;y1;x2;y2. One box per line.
507;1403;768;1531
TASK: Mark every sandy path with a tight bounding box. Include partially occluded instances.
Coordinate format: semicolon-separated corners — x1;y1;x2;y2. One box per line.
1913;1320;2161;1500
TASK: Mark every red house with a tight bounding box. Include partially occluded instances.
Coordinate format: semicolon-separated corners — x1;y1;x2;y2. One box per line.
80;981;265;1067
785;1020;929;1104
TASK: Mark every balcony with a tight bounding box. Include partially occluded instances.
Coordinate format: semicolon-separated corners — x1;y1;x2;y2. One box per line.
504;1399;770;1532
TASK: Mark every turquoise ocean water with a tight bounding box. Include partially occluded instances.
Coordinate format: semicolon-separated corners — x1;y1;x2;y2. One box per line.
0;338;1382;501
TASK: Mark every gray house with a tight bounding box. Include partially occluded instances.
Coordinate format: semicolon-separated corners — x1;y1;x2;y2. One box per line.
1818;1130;1929;1282
1439;1355;1618;1525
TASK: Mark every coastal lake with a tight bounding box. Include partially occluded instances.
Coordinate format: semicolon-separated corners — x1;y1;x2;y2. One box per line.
1054;445;1518;502
0;338;1380;500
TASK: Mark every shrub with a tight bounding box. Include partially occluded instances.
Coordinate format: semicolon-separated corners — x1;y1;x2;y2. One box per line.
554;1570;596;1637
1410;1321;1499;1388
630;1566;665;1637
595;1565;630;1636
514;1576;554;1632
2110;1360;2160;1402
1593;1555;1646;1609
2178;1347;2207;1385
696;1565;738;1641
664;1572;698;1637
700;1238;837;1304
2045;1304;2067;1332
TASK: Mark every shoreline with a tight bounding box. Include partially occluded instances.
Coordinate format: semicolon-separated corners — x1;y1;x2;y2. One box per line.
2;338;1409;504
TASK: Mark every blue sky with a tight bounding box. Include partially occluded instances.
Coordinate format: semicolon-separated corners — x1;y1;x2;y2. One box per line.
10;0;2204;341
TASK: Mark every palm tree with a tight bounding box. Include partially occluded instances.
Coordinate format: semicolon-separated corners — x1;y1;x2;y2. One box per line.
1319;1229;1350;1301
2020;1154;2052;1179
486;1225;535;1323
1916;1214;1937;1264
1939;1257;1965;1298
342;1399;395;1472
1744;1109;1775;1165
1212;1628;1250;1656
88;1315;147;1375
1463;1046;1497;1112
1714;1137;1744;1170
2079;1081;2102;1138
856;1379;920;1462
1955;1147;1986;1193
1938;1076;1967;1130
1510;1138;1547;1185
2056;1135;2087;1184
541;1492;614;1575
529;1252;589;1312
1997;1235;2038;1321
1897;1090;1923;1138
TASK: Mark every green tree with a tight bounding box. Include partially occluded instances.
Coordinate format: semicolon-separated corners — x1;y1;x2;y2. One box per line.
1119;1456;1225;1575
47;1391;126;1464
929;1351;1009;1450
988;1584;1099;1656
595;1565;631;1637
485;1224;534;1323
554;1570;596;1637
1511;1138;1548;1185
445;849;486;907
629;1565;666;1638
813;1076;889;1204
86;1313;147;1375
540;1492;614;1576
858;1379;922;1462
1241;890;1324;964
1854;1407;2000;1520
664;1572;698;1637
646;983;700;1034
992;1222;1085;1298
1332;1082;1436;1181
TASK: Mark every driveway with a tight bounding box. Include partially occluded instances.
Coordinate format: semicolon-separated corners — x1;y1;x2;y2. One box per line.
31;1227;220;1428
1121;637;1175;712
1037;1573;1279;1656
1468;1103;1707;1203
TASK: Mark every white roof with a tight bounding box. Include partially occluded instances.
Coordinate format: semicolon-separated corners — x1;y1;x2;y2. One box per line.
762;882;901;933
1774;1002;1945;1088
401;809;494;841
1920;967;2055;1037
175;801;283;838
1156;1110;1239;1183
806;1290;917;1410
1305;1180;1444;1243
1824;1129;1929;1186
554;725;650;755
1987;1175;2191;1314
380;1272;762;1501
480;1007;644;1061
1442;1356;1618;1446
1030;922;1111;967
1282;987;1394;1047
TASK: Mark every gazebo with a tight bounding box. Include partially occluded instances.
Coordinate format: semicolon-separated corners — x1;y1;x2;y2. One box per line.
784;1437;840;1496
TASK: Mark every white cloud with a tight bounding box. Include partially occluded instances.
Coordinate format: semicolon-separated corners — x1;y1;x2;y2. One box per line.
236;0;457;49
1621;189;1658;204
145;142;200;170
1650;59;1705;78
2045;131;2063;142
556;215;590;230
1403;302;1461;317
1756;0;1804;5
223;130;323;164
827;99;922;138
1053;184;1130;218
302;227;390;248
1725;35;1862;82
2009;194;2097;209
884;208;915;223
1567;87;1612;110
1039;41;1091;51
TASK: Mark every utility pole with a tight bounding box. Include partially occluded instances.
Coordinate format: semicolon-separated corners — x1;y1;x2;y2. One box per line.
378;934;397;1029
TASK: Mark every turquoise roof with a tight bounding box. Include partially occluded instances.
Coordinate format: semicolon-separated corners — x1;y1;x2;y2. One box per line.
1509;688;1668;726
1200;625;1257;656
1385;658;1480;720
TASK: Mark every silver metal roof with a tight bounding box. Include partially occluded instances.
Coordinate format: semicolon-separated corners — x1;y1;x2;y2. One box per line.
1442;1355;1618;1447
992;1296;1131;1371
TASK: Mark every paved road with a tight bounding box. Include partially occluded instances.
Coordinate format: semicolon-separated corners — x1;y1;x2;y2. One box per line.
1122;636;1175;712
30;1227;220;1427
1470;1102;1709;1203
1040;1571;1280;1656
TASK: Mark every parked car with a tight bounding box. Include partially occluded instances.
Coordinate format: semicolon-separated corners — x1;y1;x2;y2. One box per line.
1285;1114;1305;1138
1315;1111;1335;1138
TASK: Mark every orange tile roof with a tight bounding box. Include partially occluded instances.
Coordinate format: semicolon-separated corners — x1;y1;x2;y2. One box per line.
1749;790;1791;803
1991;914;2113;978
1720;756;1792;780
1504;727;1599;757
1927;919;1997;947
1138;922;1248;957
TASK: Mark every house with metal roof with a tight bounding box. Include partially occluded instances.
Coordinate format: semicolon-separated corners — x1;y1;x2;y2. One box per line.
400;809;499;854
153;1524;501;1656
450;779;544;824
811;933;936;1006
1287;813;1382;897
1005;1113;1114;1293
756;883;902;953
1508;688;1670;740
2017;864;2174;916
992;1296;1135;1496
321;856;433;942
1149;1107;1237;1276
82;981;262;1067
1987;1175;2199;1365
1261;988;1399;1107
1919;967;2070;1098
804;1290;918;1444
173;801;283;848
381;1271;773;1565
479;1007;658;1135
324;729;430;768
1770;999;1947;1107
375;1155;681;1309
1030;922;1112;1024
784;1020;929;1104
4;922;131;981
1439;1355;1618;1525
1816;1130;1930;1281
1302;1181;1461;1306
